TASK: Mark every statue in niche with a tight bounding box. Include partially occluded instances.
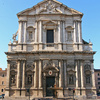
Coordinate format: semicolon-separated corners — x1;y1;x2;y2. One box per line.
11;76;15;84
86;75;90;84
69;75;74;84
28;75;32;84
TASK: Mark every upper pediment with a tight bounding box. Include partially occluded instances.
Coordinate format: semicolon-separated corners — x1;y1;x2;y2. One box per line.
17;0;83;17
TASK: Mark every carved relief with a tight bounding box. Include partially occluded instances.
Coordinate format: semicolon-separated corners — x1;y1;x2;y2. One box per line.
84;64;91;71
39;0;62;14
10;63;17;70
26;62;35;71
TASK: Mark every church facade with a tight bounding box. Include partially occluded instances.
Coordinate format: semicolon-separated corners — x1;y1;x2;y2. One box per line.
5;0;96;99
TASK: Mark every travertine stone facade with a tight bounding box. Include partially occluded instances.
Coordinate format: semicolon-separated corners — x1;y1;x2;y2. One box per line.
5;0;96;99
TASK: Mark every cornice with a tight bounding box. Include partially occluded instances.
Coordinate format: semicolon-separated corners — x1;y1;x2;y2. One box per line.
5;51;96;55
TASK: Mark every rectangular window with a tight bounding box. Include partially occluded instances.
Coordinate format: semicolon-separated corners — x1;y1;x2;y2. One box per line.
2;81;4;85
98;78;100;80
98;82;100;84
47;30;54;43
1;89;3;92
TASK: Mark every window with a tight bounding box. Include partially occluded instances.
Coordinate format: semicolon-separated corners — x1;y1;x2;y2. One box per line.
2;74;4;77
99;86;100;89
98;82;100;85
46;30;54;43
98;73;100;76
2;81;4;85
1;89;3;92
98;78;100;80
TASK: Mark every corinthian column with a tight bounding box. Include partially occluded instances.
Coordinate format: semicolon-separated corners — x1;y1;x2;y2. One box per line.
17;60;21;88
6;60;11;88
22;60;25;88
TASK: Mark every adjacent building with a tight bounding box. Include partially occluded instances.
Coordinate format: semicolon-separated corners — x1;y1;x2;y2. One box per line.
5;0;96;99
94;69;100;95
0;68;7;96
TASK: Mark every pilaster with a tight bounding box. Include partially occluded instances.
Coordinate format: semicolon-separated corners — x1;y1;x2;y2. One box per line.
74;21;76;43
91;60;95;87
17;60;21;88
39;60;42;88
59;60;63;87
24;22;27;43
6;60;11;88
18;21;22;43
34;61;37;88
75;60;78;88
80;60;84;88
22;60;26;88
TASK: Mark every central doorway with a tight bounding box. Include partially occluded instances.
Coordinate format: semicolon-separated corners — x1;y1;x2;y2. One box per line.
46;77;55;96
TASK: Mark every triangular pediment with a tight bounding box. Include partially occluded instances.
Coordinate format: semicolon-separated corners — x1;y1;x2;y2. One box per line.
17;0;83;17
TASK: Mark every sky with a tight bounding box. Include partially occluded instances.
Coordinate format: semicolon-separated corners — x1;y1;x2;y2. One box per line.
0;0;100;70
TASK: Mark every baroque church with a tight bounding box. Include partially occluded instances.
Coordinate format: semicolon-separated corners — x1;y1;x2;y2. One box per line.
5;0;96;99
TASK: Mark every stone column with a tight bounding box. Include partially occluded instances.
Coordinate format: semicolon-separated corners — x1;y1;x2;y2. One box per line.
17;60;21;88
22;60;25;88
91;60;95;87
80;60;84;88
24;22;27;43
39;60;42;88
18;21;22;43
6;60;11;88
75;60;78;88
59;60;63;87
34;61;37;88
74;21;76;43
